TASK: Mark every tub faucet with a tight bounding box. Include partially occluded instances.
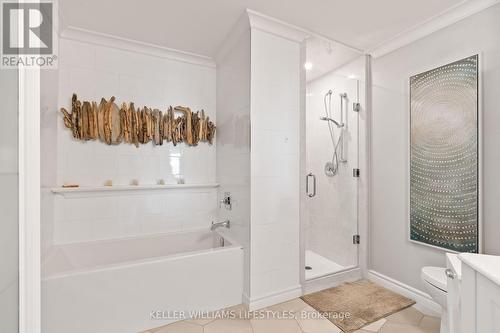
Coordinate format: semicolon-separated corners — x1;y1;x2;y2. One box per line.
210;219;230;231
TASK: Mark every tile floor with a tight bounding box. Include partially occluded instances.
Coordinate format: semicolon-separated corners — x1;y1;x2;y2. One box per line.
142;298;440;333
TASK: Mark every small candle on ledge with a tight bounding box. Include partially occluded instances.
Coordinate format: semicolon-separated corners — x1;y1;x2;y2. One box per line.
62;183;79;188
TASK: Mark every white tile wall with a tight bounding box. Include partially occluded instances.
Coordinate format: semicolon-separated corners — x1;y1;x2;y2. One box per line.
52;189;218;244
216;27;251;297
42;38;218;245
56;38;216;187
250;29;301;300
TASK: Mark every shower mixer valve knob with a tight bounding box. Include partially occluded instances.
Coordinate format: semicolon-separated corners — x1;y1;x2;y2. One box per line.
325;162;337;177
219;192;232;210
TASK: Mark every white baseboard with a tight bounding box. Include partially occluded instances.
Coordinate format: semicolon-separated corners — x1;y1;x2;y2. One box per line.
248;285;302;311
245;270;439;316
367;270;441;317
242;292;250;306
303;268;362;295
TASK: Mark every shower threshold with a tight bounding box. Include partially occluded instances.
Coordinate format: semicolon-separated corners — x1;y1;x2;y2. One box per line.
305;250;350;280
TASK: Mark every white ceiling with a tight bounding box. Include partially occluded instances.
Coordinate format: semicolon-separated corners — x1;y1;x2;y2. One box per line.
305;37;362;82
60;0;465;58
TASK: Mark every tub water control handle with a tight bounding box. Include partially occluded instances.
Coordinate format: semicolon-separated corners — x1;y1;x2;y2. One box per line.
445;268;456;279
220;192;232;211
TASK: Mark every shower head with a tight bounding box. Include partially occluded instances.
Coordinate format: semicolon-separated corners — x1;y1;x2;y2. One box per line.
320;116;344;128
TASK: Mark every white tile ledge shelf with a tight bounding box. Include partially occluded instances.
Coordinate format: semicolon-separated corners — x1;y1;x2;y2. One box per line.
48;183;219;198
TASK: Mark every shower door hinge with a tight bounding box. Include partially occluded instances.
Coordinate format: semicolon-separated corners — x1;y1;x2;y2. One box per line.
353;168;360;178
353;102;361;112
353;235;360;244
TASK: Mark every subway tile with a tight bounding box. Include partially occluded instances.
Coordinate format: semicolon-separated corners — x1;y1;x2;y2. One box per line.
60;39;96;68
61;196;116;222
53;220;93;244
68;67;99;100
141;214;183;235
49;40;218;245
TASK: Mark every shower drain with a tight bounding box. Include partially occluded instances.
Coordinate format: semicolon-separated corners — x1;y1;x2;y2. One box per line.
305;266;312;270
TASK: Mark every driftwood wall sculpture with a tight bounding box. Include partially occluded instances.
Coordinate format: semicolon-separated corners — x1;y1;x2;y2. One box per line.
60;94;216;147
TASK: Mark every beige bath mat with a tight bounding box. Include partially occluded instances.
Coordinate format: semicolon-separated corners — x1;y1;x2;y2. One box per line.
301;280;416;332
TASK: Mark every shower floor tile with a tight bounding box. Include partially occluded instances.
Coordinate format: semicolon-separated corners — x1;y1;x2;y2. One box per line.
305;250;347;280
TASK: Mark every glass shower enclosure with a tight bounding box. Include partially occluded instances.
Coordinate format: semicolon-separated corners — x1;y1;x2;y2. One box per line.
302;38;363;283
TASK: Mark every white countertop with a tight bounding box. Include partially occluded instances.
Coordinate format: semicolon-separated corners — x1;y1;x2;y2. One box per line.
459;253;500;286
447;253;462;279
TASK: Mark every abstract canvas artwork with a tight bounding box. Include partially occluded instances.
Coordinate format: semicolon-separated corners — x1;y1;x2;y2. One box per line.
409;55;479;253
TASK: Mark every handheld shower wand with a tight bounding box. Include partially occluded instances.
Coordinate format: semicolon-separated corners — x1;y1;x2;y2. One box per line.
320;116;344;128
322;90;348;177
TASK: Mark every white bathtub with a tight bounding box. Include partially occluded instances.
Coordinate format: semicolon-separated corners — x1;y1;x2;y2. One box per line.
42;229;243;333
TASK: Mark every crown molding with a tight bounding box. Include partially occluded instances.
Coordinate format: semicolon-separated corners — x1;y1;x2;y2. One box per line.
60;26;216;68
246;9;309;43
215;9;363;65
369;0;500;58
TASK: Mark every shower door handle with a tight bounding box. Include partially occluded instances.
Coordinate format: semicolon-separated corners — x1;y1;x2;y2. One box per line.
306;173;316;197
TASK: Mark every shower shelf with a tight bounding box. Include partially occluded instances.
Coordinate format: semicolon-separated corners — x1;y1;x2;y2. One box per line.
49;183;220;198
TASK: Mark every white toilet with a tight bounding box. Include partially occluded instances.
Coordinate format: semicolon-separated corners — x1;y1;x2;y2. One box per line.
421;266;448;333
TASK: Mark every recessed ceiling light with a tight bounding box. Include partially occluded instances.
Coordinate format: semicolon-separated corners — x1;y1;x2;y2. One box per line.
304;62;313;70
348;74;357;79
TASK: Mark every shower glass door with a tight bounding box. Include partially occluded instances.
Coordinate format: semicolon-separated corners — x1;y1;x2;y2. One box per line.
304;67;361;281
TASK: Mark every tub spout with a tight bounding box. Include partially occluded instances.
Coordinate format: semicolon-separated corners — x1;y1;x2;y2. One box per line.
210;220;230;231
